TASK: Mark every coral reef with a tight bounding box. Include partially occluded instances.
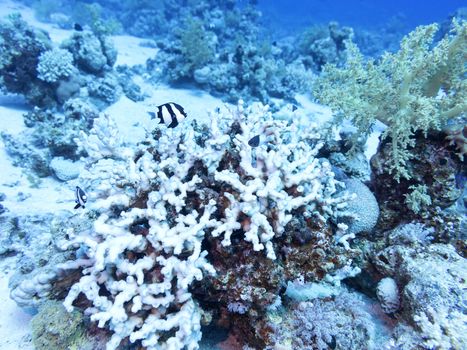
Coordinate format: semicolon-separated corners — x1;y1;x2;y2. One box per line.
145;1;315;103
1;13;122;110
2;3;465;350
0;17;126;182
53;101;361;349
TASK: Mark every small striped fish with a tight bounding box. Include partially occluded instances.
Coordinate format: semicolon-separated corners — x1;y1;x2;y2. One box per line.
74;186;87;209
148;102;187;128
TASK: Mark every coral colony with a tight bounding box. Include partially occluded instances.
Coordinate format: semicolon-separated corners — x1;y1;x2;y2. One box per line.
0;1;466;350
58;101;353;349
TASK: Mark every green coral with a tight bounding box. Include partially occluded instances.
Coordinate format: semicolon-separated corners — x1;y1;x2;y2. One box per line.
314;20;467;180
179;19;214;74
404;184;432;214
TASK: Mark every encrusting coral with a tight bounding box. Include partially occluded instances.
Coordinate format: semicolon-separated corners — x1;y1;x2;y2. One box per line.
56;101;358;349
314;19;466;180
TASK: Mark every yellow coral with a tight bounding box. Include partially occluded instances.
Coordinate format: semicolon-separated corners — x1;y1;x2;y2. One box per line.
314;20;466;181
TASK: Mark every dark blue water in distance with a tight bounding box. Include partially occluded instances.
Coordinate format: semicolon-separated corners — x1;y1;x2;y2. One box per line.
258;0;466;33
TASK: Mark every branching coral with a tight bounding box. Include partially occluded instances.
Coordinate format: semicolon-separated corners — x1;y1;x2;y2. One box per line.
314;20;467;180
59;101;352;349
37;48;76;83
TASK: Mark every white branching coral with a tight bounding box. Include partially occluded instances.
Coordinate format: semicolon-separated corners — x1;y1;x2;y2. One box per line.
210;101;350;259
60;101;350;349
37;48;76;83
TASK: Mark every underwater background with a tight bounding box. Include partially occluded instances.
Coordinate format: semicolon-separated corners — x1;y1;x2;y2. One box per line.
0;0;465;349
260;0;466;29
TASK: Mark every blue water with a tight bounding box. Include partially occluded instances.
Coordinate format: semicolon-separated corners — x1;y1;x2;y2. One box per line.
259;0;465;33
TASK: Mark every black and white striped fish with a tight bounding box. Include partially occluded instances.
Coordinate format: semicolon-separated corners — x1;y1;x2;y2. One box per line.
148;102;187;128
74;186;87;209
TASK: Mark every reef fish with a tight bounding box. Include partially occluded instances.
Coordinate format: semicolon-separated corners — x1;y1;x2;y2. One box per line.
74;186;87;209
248;135;260;147
148;102;187;128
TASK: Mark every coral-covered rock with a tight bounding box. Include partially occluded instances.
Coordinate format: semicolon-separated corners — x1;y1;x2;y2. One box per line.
0;14;55;106
370;131;464;234
372;243;466;348
61;31;115;74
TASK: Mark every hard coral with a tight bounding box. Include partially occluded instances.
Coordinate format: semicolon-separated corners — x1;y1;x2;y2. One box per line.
338;178;379;236
314;20;467;181
60;101;353;349
0;13;54;106
37;48;76;83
